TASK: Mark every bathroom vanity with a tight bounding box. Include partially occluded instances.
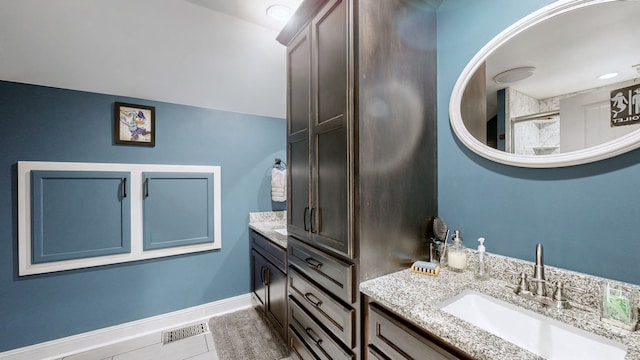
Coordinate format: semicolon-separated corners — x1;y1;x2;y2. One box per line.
249;212;288;341
360;253;640;360
248;213;640;359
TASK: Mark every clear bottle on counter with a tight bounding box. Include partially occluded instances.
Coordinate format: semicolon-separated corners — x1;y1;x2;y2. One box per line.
475;237;490;280
448;230;467;272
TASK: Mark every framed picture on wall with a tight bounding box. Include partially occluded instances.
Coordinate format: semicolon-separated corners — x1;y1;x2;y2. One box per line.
114;102;155;146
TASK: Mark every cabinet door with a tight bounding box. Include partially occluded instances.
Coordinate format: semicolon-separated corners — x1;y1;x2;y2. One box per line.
266;261;287;340
287;25;312;241
251;249;268;307
367;303;463;360
310;0;350;257
30;170;131;263
142;172;214;250
287;0;351;257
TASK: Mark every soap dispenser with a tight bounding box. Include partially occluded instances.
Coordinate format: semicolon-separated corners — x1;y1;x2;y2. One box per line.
447;230;467;272
475;237;490;280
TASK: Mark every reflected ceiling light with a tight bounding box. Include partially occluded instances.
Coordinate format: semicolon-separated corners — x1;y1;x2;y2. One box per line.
598;72;619;80
266;4;293;22
493;66;536;84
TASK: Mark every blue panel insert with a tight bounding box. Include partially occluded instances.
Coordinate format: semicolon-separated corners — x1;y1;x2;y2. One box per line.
31;170;131;263
142;172;214;250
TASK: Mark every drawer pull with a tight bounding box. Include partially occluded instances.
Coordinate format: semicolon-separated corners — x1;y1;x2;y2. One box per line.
304;257;323;269
304;292;323;307
305;328;323;346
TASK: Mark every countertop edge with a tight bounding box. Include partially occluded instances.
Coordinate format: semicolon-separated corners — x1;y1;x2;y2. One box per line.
248;212;287;249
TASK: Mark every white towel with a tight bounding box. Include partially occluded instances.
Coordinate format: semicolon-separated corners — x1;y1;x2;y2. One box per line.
271;168;287;202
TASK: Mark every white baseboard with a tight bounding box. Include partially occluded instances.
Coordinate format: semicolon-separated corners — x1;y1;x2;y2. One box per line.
0;293;252;360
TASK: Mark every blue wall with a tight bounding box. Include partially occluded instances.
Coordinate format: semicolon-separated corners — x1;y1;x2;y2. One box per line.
0;81;285;351
437;0;640;285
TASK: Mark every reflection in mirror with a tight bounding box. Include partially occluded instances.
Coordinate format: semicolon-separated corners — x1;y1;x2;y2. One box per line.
452;0;640;168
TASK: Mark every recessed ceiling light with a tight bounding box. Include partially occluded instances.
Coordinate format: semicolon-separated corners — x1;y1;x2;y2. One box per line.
266;4;293;22
598;72;619;80
493;67;536;84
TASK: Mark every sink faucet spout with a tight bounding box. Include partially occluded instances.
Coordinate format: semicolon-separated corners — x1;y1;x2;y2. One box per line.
532;243;546;297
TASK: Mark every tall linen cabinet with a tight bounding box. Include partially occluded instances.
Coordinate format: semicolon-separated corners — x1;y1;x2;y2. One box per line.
277;0;438;358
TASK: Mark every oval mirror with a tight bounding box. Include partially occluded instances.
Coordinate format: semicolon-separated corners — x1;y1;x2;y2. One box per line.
450;0;640;168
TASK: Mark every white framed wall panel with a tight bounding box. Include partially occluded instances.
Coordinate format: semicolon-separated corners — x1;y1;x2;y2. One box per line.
17;161;222;276
30;170;133;263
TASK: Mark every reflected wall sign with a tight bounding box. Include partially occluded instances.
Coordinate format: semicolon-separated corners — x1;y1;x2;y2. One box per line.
611;84;640;127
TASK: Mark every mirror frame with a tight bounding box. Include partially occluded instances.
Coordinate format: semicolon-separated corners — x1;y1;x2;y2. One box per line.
449;0;640;168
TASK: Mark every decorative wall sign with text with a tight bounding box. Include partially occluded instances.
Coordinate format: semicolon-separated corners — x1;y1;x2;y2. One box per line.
611;84;640;127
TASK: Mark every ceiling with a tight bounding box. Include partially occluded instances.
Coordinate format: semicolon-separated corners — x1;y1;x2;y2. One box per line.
188;0;640;114
186;0;303;31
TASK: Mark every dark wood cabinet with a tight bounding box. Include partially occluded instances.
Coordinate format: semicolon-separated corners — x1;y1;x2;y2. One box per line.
288;265;355;347
287;24;312;243
310;0;350;258
266;260;287;334
279;0;438;358
251;249;268;307
286;0;350;258
289;295;355;360
250;230;288;341
364;300;470;360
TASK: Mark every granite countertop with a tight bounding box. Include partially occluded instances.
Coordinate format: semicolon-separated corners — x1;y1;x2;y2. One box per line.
248;211;287;248
360;256;640;360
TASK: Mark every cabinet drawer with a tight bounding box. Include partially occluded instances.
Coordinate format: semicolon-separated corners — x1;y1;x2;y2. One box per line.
251;230;287;273
289;326;317;360
289;296;354;360
368;303;461;360
288;237;354;303
367;346;386;360
288;268;354;348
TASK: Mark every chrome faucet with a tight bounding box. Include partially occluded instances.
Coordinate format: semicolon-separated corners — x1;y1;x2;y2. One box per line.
509;243;585;309
531;243;547;297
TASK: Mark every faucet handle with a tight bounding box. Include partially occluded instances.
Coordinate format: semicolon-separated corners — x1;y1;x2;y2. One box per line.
551;281;586;309
514;272;531;295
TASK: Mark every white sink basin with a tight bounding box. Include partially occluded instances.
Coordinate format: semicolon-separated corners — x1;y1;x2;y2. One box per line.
273;228;287;236
439;290;627;360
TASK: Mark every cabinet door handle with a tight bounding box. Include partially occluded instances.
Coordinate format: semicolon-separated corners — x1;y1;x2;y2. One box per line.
303;207;310;231
261;266;269;286
305;328;323;346
260;266;264;284
303;292;322;307
309;207;316;233
144;178;149;198
122;178;127;198
304;257;323;269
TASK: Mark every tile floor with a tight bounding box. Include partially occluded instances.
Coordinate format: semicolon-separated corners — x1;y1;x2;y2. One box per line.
60;323;292;360
61;331;218;360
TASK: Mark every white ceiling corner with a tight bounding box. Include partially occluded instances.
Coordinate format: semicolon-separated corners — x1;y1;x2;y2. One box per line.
185;0;303;31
